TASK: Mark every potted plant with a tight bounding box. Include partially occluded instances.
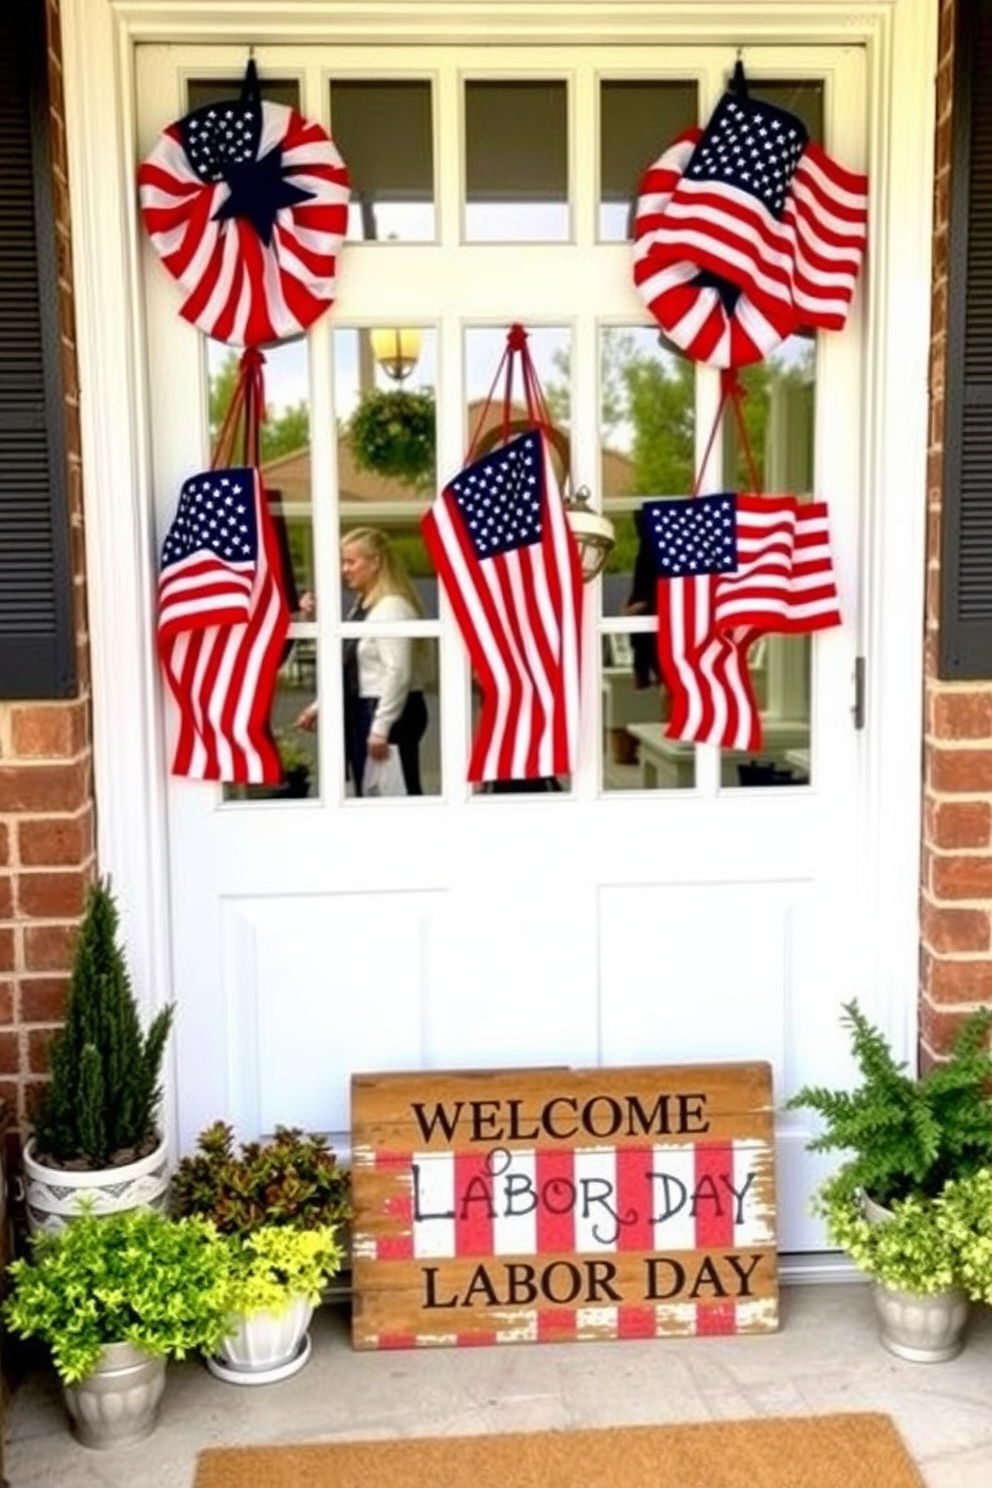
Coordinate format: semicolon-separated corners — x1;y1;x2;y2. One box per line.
931;1165;992;1307
2;1205;232;1448
23;878;176;1234
171;1122;351;1383
786;999;992;1206
813;1173;970;1362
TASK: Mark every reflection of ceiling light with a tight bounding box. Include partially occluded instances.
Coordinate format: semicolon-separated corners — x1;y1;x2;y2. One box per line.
369;327;422;382
564;485;616;583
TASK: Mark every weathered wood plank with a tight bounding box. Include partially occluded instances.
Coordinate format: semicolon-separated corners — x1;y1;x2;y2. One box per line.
351;1062;779;1350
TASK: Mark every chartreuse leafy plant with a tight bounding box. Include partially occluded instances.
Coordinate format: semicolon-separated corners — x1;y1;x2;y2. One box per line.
933;1167;992;1304
2;1207;232;1385
787;1000;992;1204
171;1121;351;1237
813;1175;959;1296
31;878;174;1168
220;1224;344;1316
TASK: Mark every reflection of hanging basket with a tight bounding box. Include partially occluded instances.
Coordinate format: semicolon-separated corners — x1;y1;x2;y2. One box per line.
348;388;436;489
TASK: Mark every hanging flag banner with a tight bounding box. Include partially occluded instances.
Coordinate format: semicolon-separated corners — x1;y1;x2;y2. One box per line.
646;492;841;752
138;60;350;346
632;61;868;368
351;1062;779;1350
157;350;290;784
422;327;583;784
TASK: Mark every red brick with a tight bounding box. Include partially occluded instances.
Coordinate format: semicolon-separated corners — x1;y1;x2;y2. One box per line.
10;702;87;759
923;956;992;1003
919;1000;992;1062
0;982;13;1026
931;691;992;740
27;1029;55;1076
0;1033;20;1077
23;922;76;974
18;811;94;868
928;748;992;792
0;823;8;867
920;898;990;954
17;867;88;919
24;1080;49;1124
0;761;90;813
19;977;69;1025
925;798;992;850
930;854;992;900
0;929;13;974
0;874;11;919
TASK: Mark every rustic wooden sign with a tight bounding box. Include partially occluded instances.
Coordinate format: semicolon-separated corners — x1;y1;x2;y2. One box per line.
350;1062;778;1350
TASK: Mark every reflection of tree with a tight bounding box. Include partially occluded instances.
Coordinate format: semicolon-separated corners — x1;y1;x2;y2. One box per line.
208;352;311;462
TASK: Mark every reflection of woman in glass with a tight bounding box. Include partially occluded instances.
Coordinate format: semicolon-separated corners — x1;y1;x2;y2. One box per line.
297;527;427;795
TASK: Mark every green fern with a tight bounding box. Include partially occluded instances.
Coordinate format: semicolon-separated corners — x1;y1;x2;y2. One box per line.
787;999;992;1203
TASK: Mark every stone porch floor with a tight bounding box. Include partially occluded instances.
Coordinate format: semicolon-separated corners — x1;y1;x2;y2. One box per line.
5;1280;992;1487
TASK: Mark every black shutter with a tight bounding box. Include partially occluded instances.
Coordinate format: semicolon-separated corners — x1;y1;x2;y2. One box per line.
940;0;992;677
0;1;75;699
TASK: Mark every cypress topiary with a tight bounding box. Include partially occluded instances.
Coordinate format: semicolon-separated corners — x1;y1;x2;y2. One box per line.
31;878;175;1168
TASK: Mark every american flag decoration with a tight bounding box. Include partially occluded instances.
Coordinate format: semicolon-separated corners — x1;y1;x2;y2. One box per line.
422;428;583;783
138;61;350;346
632;63;868;368
646;493;842;752
158;465;289;782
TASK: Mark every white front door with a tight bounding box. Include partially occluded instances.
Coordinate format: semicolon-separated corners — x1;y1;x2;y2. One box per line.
137;42;867;1250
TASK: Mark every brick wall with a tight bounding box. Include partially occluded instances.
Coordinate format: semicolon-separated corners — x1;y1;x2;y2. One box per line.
919;0;992;1061
0;0;95;1143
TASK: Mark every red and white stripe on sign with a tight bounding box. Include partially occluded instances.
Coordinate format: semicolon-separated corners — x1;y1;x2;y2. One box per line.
363;1142;774;1349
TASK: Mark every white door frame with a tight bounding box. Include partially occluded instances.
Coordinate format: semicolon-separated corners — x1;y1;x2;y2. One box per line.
60;0;934;1158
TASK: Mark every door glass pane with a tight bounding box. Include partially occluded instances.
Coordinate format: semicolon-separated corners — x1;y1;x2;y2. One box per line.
721;331;817;790
332;328;440;799
329;80;435;242
224;654;321;804
600;326;695;618
338;632;440;799
743;79;824;145
464;81;569;241
186;78;300;111
599;80;697;241
334;325;438;617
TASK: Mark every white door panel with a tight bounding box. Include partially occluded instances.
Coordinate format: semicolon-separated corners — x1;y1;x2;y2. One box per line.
138;42;867;1251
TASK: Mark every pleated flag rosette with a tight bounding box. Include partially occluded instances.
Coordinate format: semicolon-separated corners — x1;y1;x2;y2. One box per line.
138;61;350;346
632;63;868;368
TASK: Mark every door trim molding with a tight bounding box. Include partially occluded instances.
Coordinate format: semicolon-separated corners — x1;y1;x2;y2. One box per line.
61;0;934;1149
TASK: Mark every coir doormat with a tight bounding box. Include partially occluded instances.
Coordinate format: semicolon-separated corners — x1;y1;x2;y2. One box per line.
193;1413;924;1488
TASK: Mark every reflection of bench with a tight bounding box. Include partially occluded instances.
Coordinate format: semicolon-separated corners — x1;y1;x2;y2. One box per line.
626;719;811;790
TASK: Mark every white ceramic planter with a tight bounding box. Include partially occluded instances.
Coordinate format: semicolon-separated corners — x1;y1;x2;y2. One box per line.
207;1294;314;1385
64;1342;166;1450
22;1135;170;1236
873;1281;970;1362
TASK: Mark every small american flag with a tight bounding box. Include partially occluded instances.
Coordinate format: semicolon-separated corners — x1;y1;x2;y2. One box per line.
647;493;841;752
633;85;868;368
157;466;289;783
422;429;582;783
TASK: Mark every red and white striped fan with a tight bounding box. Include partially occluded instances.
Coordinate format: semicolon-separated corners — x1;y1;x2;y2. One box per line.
138;62;350;346
632;64;868;368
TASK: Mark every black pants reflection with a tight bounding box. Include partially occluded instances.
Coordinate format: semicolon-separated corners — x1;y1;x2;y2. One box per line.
351;692;428;796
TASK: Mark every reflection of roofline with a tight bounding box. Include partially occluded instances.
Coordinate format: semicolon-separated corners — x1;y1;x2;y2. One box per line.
261;399;635;504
